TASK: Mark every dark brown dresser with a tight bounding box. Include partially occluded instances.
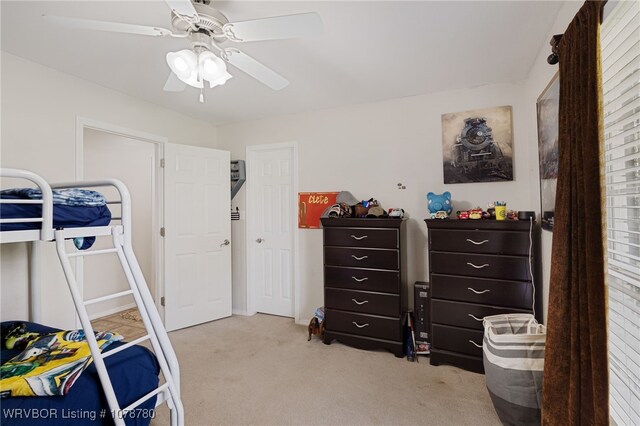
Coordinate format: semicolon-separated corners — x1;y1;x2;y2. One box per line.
425;219;541;373
321;218;407;357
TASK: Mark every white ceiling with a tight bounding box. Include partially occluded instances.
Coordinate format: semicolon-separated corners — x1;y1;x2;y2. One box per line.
1;1;564;126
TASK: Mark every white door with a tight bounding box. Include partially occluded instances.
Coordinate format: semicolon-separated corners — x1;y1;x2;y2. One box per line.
247;144;296;317
164;143;232;331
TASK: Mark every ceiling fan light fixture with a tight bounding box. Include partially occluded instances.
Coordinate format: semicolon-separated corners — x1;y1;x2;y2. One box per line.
183;74;204;89
174;57;189;72
208;71;233;88
199;51;228;82
203;59;218;75
166;49;198;81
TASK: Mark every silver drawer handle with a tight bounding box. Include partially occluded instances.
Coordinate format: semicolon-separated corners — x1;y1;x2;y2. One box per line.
352;255;369;261
350;235;368;240
467;287;490;294
468;340;483;348
466;238;489;245
352;299;369;305
468;314;484;322
467;262;489;269
352;321;370;328
352;276;369;282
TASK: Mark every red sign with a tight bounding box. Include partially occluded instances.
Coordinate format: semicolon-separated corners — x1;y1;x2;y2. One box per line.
298;192;339;229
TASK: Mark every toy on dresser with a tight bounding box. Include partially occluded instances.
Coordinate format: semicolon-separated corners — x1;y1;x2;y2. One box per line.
427;192;452;219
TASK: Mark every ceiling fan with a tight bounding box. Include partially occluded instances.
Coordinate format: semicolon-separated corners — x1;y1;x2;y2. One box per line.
44;0;323;102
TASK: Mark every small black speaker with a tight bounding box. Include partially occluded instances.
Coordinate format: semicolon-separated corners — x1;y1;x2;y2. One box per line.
518;211;536;221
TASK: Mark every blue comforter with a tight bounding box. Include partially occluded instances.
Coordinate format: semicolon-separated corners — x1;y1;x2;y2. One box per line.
1;322;159;426
0;193;111;249
0;189;108;207
0;194;111;231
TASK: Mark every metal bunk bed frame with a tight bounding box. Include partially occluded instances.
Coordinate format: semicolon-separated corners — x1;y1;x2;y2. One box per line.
0;168;184;426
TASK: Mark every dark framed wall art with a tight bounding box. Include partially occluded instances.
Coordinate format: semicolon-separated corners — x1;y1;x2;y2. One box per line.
441;105;514;184
536;72;559;231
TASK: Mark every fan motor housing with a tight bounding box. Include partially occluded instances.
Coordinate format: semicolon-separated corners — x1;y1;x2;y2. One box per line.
170;1;229;42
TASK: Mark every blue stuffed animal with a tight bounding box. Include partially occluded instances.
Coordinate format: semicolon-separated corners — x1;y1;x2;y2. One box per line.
427;192;452;219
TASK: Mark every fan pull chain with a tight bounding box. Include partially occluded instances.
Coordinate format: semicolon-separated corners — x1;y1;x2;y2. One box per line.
199;87;204;103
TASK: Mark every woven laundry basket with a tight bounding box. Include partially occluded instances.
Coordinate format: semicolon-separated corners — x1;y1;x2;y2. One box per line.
483;314;546;426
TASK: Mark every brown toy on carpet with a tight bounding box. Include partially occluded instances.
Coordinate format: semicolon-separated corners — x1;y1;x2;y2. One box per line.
307;317;325;341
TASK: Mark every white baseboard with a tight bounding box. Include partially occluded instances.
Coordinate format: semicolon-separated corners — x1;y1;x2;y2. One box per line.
232;310;305;325
232;309;255;317
90;302;136;320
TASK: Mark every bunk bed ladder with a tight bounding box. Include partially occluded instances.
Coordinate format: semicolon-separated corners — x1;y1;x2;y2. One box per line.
54;226;184;426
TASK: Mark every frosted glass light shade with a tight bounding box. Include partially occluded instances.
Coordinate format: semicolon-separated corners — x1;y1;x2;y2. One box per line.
199;51;228;82
166;49;201;88
166;48;232;90
207;71;233;88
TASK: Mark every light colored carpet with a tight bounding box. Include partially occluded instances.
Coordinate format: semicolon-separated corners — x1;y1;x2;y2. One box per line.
150;314;501;426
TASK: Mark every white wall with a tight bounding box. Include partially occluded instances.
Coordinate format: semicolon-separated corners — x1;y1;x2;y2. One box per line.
218;81;541;323
523;1;582;324
0;52;218;328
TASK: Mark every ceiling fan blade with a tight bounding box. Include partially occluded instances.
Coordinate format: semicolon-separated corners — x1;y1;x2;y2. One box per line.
164;0;198;20
163;72;187;92
224;49;289;90
43;15;172;36
223;12;323;42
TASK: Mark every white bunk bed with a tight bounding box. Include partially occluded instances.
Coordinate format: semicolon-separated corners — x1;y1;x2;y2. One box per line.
0;168;184;426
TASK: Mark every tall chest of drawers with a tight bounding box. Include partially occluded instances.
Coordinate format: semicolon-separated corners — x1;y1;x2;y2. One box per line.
321;218;407;357
425;219;541;373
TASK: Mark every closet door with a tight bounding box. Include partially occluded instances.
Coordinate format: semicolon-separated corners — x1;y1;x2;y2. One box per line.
164;143;231;331
246;144;296;318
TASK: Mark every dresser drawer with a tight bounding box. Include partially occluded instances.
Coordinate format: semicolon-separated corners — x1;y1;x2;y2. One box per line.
430;229;531;256
324;266;400;293
432;324;484;357
325;247;399;270
430;252;530;281
324;227;398;249
325;288;400;317
431;299;530;330
431;274;533;309
326;309;401;341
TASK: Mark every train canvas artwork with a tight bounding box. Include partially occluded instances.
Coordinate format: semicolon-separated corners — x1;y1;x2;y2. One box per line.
441;105;514;184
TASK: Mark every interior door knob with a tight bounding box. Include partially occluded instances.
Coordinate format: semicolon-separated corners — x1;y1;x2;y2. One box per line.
256;238;264;243
220;239;230;246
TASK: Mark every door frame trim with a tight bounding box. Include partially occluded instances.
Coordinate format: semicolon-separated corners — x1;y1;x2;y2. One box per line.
75;116;167;320
245;141;300;322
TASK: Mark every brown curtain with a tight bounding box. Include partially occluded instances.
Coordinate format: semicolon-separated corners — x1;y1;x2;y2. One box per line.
542;1;608;425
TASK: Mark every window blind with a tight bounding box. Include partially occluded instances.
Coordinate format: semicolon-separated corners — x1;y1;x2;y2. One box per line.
602;1;640;425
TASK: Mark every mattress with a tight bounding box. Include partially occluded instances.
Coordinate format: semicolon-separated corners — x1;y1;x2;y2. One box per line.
0;195;112;232
1;322;159;426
